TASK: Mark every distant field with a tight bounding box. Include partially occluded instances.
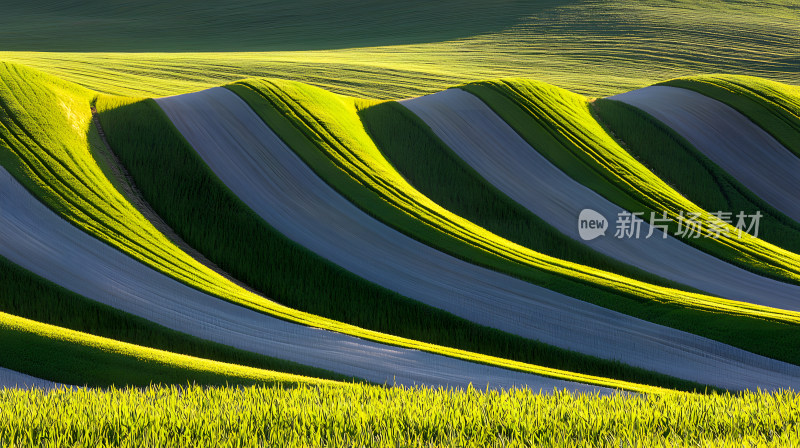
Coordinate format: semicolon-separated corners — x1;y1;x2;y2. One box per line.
1;0;797;98
0;0;537;51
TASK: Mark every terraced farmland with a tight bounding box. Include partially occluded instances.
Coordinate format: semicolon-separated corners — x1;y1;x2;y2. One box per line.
3;1;800;445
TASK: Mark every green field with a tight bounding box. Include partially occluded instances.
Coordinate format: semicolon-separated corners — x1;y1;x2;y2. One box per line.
2;1;800;446
593;96;800;254
0;254;349;383
358;100;695;289
0;311;336;388
462;79;800;285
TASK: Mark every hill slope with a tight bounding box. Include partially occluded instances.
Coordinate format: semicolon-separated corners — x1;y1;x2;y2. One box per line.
2;61;800;396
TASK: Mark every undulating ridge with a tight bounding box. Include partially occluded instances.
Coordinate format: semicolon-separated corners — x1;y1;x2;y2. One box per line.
3;60;800;402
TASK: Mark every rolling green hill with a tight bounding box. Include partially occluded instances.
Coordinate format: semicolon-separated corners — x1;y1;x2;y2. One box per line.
3;60;800;392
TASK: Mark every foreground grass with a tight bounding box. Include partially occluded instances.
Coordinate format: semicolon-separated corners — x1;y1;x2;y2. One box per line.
95;94;702;392
0;312;334;388
230;78;800;368
462;79;800;286
593;97;800;254
2;384;799;447
0;1;798;98
659;74;800;159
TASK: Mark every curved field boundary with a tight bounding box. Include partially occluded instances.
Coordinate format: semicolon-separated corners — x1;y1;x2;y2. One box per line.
0;367;59;390
228;79;800;334
0;167;606;393
156;86;800;391
609;85;800;224
400;88;800;311
0;310;335;388
358;100;697;291
0;250;352;383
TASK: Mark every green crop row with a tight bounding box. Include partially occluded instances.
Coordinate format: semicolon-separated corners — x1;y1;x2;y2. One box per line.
0;62;253;311
461;79;800;285
0;254;349;383
0;311;334;388
358;100;694;290
592;97;800;254
94;91;701;391
229;78;800;369
659;75;800;159
2;384;799;447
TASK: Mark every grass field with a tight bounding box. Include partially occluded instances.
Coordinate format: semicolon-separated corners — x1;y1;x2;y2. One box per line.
2;1;800;445
0;254;350;383
358;99;694;290
0;1;536;52
0;1;797;99
3;384;800;447
4;60;800;389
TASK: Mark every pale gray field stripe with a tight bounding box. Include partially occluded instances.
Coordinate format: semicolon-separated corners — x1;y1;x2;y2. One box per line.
155;86;800;390
0;167;595;392
401;88;800;312
0;367;60;390
609;85;800;223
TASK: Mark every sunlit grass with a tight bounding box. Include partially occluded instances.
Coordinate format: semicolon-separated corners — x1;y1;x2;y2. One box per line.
95;95;702;390
0;253;349;383
593;96;800;254
358;100;693;290
3;384;800;447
